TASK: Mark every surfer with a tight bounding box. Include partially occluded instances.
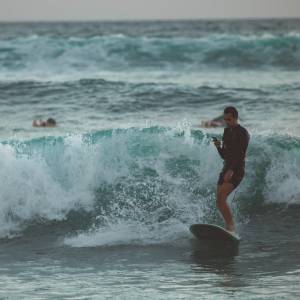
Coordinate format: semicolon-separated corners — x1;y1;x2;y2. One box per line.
212;106;250;233
200;114;226;128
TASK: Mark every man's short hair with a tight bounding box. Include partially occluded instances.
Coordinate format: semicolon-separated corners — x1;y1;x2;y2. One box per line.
47;118;56;125
224;106;238;119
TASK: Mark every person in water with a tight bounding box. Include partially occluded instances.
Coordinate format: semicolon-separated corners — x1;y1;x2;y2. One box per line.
33;118;57;127
201;114;226;128
213;106;250;233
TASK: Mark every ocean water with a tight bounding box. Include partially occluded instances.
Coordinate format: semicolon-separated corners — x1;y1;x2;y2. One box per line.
0;19;299;299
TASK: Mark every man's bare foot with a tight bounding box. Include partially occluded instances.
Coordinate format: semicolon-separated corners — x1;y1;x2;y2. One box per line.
225;224;235;233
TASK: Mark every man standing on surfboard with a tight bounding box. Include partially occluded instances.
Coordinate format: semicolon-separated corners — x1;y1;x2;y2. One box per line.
213;106;250;233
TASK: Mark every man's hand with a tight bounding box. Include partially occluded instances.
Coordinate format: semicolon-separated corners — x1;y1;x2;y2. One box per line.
213;138;221;148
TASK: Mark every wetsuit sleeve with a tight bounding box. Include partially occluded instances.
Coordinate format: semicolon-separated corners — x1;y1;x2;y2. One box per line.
227;129;250;171
217;145;225;159
216;129;225;159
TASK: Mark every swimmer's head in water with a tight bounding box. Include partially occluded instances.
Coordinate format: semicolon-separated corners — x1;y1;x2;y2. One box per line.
46;118;56;126
223;106;238;127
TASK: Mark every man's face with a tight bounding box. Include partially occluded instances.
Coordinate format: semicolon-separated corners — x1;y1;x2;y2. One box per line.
223;113;236;127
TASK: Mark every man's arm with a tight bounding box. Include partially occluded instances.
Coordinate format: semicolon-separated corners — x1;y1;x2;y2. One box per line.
215;129;225;159
217;144;225;159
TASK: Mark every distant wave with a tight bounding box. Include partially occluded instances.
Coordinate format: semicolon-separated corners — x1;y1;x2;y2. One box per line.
0;33;299;81
0;126;299;241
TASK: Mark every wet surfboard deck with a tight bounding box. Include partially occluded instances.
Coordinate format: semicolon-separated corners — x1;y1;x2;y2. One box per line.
189;223;241;244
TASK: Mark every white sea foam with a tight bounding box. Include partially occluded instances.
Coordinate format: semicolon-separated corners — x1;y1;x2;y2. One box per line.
0;127;299;243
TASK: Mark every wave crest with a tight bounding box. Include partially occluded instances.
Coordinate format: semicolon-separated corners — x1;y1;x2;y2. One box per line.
0;127;299;241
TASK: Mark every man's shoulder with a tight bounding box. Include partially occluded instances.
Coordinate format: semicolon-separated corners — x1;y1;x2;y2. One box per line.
238;124;247;132
238;125;250;138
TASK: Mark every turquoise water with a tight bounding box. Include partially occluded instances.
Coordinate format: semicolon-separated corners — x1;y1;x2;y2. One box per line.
0;19;299;299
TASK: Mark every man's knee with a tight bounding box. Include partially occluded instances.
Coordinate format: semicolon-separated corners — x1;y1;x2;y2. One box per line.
216;183;234;207
221;182;235;195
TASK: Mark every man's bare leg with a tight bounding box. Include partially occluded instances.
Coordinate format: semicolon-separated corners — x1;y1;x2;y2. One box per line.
216;182;235;232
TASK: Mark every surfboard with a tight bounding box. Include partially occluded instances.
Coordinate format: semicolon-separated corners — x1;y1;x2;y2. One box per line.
189;223;240;244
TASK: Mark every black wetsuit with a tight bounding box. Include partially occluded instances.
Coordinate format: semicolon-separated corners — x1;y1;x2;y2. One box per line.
217;124;250;188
